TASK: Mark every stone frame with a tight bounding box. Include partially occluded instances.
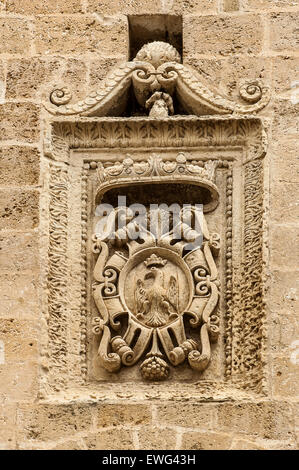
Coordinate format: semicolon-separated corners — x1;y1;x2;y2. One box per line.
39;115;269;399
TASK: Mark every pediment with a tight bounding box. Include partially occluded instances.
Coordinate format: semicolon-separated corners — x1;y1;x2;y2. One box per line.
45;41;270;119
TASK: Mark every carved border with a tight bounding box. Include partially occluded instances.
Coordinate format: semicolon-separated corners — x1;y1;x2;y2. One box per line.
42;115;268;395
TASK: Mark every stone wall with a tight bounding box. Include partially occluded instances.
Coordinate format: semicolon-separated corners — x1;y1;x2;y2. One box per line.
0;0;298;450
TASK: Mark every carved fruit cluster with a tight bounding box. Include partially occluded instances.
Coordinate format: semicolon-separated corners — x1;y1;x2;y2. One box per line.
140;355;170;381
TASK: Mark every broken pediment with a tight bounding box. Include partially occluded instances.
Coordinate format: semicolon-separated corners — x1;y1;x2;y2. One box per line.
45;41;271;118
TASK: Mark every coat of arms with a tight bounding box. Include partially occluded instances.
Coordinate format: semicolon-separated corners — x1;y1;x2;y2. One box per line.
92;193;220;381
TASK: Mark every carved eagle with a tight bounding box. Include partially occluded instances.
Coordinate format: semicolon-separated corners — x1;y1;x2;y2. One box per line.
135;267;179;327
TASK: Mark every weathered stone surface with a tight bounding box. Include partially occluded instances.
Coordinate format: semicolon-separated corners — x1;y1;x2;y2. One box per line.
96;403;151;428
269;225;299;270
272;99;299;135
0;190;39;230
271;355;299;398
87;0;162;14
243;0;299;9
85;429;135;450
271;139;298;186
88;0;217;14
0;232;39;273
222;0;240;11
230;437;264;450
6;58;88;101
184;15;263;56
0;404;16;450
269;270;299;353
35;16;128;57
181;431;232;450
6;0;83;14
17;404;93;442
216;402;295;440
89;58;120;88
51;439;86;450
270;182;299;223
0;147;40;186
0;360;38;402
137;426;177;450
270;13;299;51
0;104;40;143
0;319;38;362
272;56;299;97
0;273;39;319
0;18;32;55
156;403;216;429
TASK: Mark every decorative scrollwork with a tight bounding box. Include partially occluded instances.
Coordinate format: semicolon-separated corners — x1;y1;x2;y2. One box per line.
50;87;72;106
45;41;270;117
92;203;220;380
239;80;263;104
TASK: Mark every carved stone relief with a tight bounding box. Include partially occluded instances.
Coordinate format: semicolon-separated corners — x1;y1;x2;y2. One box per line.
41;40;270;396
91;157;221;380
46;41;270;118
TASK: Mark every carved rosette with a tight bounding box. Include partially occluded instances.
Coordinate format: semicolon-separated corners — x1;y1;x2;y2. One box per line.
92;193;220;380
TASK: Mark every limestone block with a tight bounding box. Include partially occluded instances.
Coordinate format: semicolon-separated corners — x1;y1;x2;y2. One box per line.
230;438;265;450
253;439;297;450
0;361;38;402
137;426;177;450
243;0;299;9
51;440;86;450
183;15;263;56
270;311;299;354
222;0;239;11
89;58;121;88
0;60;4;103
273;99;299;136
181;431;232;450
0;319;38;363
0;18;32;55
84;429;135;450
0;103;40;143
269;225;299;270
0;190;39;230
272;56;299;97
96;403;151;428
0;404;16;450
6;0;83;14
88;0;217;14
0;232;39;273
270;181;299;223
6;58;88;101
270;13;299;51
271;139;298;185
0;147;39;186
268;270;299;352
0;275;39;319
35;16;128;57
166;0;217;13
87;0;162;15
271;355;299;398
17;404;93;442
156;403;216;429
216;402;295;440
